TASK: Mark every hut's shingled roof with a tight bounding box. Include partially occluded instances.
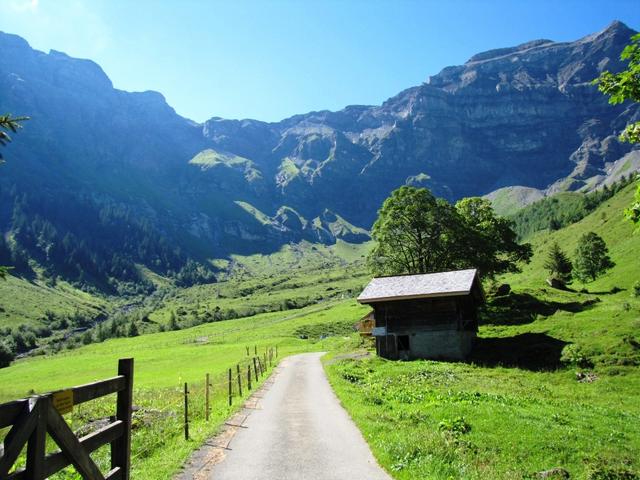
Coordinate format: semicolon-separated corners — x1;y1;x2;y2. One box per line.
357;269;479;304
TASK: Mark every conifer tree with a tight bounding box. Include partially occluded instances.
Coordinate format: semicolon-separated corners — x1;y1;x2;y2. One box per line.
543;242;573;284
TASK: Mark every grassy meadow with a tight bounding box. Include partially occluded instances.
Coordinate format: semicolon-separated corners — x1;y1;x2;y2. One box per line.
325;183;640;479
0;299;368;478
1;184;639;479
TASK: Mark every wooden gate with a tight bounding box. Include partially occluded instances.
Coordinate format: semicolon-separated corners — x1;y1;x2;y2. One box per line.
0;358;133;480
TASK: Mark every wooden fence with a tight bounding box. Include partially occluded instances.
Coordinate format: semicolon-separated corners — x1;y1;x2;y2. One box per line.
0;358;133;480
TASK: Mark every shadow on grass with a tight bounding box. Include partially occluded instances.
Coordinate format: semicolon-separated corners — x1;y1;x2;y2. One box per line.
468;333;568;371
479;292;599;326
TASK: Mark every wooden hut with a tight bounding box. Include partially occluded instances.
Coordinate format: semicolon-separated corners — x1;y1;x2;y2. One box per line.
357;269;484;360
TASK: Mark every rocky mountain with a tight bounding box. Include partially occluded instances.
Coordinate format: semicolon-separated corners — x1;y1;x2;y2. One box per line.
0;21;638;289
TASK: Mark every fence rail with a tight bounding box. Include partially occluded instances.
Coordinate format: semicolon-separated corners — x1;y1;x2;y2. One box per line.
0;358;133;480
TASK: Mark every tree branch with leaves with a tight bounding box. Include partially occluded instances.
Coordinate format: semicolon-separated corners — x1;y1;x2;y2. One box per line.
0;113;29;278
594;33;640;229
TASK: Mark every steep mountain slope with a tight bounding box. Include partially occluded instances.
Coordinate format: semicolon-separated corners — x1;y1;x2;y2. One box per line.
202;21;640;225
0;21;638;291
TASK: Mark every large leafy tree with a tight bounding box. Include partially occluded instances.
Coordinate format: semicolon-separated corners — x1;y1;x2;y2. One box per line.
594;33;640;228
0;114;29;278
455;197;532;277
543;242;573;284
573;232;614;282
367;187;531;277
367;187;464;275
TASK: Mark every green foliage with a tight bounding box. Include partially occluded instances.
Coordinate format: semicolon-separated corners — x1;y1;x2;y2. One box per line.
626;178;640;228
455;197;532;277
438;416;471;435
0;114;29;162
543;242;573;284
0;341;15;368
367;186;463;275
594;33;640;143
367;187;530;277
594;33;640;228
0;265;9;279
633;281;640;298
574;232;614;282
560;344;593;368
127;321;139;337
174;260;216;287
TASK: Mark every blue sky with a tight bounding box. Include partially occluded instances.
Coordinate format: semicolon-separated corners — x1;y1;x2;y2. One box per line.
1;0;639;123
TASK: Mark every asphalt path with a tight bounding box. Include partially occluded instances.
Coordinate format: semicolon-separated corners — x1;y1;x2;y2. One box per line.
207;352;391;480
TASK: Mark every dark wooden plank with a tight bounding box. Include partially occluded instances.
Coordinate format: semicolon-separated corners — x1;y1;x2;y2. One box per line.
0;401;37;476
69;376;126;405
7;420;123;480
45;402;105;480
0;399;28;429
110;358;133;480
1;376;124;429
25;397;47;479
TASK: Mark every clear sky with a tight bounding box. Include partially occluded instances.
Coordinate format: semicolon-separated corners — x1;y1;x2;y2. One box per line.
1;0;639;123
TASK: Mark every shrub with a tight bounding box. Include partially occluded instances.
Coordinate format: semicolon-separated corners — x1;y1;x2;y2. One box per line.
633;281;640;298
0;342;15;368
561;344;593;368
438;416;471;435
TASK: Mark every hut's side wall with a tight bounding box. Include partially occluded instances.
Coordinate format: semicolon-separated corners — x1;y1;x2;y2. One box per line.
408;330;475;360
371;295;478;360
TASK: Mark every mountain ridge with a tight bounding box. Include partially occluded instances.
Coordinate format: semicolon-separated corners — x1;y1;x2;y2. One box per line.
0;21;638;290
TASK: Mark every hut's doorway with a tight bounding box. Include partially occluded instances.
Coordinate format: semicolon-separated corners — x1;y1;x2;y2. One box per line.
397;335;410;360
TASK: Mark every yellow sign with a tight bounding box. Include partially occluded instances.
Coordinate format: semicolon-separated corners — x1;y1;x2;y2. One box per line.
52;390;74;415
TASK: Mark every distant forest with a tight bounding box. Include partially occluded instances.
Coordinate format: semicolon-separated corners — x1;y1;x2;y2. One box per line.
510;175;637;239
0;189;215;293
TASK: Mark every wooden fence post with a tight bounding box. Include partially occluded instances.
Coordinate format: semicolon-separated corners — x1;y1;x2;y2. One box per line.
253;357;259;379
245;346;249;356
247;364;252;390
184;383;189;440
264;353;267;370
254;345;257;355
236;364;243;396
111;358;133;479
228;368;232;406
276;345;278;358
205;373;210;421
25;396;47;479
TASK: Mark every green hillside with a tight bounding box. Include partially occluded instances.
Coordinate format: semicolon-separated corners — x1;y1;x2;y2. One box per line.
0;275;105;329
326;183;640;480
1;185;638;479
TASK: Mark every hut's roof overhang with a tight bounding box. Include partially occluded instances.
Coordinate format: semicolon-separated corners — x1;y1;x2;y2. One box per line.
357;269;483;304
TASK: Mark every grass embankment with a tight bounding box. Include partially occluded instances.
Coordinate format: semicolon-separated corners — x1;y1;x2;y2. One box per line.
325;184;640;479
0;275;105;328
0;299;368;478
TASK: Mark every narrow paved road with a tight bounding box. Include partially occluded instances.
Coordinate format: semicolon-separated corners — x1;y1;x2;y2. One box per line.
207;352;391;480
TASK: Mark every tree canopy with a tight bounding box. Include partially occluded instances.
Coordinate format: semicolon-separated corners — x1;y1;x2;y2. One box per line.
543;242;573;284
573;232;614;283
594;33;640;144
1;114;29;279
367;186;531;278
627;181;640;228
594;33;640;229
0;114;29;162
